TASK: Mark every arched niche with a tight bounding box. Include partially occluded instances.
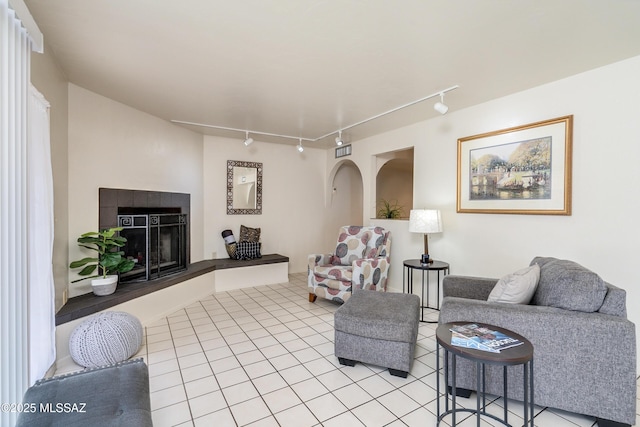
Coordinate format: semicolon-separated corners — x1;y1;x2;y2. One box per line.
374;148;413;219
327;159;364;229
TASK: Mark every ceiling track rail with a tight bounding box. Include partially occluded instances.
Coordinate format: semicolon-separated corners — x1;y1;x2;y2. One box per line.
171;85;459;144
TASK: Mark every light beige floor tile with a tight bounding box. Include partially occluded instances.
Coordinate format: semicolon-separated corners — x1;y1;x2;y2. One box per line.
221;380;259;406
184;375;220;399
151;401;192;427
230;396;272;426
274;403;319;427
188;390;227;419
291;377;330;402
150;384;187;410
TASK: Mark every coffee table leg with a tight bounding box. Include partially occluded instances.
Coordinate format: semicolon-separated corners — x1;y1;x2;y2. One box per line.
524;362;529;426
530;359;535;426
452;354;456;426
436;342;440;420
503;366;508;423
476;361;481;427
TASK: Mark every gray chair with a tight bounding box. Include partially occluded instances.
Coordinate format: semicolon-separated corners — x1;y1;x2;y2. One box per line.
439;257;636;427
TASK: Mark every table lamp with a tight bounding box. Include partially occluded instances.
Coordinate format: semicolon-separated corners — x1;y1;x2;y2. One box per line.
409;209;442;264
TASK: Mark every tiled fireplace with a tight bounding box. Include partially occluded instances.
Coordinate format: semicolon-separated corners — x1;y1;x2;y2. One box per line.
99;188;191;282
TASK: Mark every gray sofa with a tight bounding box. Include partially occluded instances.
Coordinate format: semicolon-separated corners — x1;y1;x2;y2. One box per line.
439;256;636;427
16;358;152;427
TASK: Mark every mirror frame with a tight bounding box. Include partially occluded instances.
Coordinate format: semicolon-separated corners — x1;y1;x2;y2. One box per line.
227;160;263;215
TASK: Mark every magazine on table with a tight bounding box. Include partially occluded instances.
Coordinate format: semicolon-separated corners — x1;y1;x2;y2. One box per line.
449;323;523;353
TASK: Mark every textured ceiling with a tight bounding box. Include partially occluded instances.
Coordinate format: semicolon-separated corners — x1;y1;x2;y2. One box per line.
24;0;640;147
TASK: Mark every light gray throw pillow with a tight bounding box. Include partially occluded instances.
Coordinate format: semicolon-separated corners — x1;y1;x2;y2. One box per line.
488;264;540;304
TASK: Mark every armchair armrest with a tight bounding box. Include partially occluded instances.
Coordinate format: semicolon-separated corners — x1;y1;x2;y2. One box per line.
308;253;333;270
352;256;390;291
442;275;498;300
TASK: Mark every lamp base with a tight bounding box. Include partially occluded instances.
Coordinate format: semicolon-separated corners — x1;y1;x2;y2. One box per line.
421;254;433;265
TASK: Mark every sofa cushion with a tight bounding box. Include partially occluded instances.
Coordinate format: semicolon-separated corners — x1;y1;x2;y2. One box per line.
530;257;607;312
488;264;539;304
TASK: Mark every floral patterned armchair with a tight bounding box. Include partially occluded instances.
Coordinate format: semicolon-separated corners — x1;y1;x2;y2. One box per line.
308;226;391;303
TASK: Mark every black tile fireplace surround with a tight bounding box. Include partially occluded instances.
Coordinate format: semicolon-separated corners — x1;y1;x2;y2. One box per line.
99;187;191;267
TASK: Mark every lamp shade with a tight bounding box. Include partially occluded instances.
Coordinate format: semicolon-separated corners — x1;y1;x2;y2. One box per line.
409;209;442;234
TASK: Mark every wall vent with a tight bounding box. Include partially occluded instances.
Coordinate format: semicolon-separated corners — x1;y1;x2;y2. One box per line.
335;144;352;158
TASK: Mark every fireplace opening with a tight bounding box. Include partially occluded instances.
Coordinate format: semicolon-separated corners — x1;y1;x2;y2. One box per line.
117;212;188;283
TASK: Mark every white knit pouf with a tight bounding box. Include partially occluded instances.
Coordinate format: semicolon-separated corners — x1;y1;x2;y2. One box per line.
69;311;143;368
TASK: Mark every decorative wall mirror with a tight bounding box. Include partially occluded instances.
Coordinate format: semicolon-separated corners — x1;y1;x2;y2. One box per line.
227;160;263;214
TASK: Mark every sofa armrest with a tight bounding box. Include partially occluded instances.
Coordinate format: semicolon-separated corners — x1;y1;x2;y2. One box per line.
352;257;390;291
442;275;498;300
599;282;627;317
439;296;637;424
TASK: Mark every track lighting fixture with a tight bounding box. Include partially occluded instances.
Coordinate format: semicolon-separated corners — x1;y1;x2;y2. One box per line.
171;84;459;146
243;131;254;146
434;93;448;115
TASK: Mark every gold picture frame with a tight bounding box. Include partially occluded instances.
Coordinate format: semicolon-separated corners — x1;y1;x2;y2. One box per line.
457;115;573;215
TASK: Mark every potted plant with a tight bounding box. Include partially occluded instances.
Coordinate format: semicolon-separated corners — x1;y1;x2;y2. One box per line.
69;227;135;296
377;199;404;219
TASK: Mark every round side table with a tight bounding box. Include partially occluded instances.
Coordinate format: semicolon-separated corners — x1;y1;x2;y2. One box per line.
436;322;534;427
402;259;449;322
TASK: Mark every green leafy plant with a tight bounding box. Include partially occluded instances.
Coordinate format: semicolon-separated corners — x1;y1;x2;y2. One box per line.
377;199;404;219
69;227;135;282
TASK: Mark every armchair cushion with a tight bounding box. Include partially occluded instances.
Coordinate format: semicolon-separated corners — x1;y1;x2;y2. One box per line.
530;256;607;312
487;264;539;304
334;226;370;265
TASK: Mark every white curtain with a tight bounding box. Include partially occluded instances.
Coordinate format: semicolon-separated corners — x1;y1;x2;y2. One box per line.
0;1;32;426
28;84;55;384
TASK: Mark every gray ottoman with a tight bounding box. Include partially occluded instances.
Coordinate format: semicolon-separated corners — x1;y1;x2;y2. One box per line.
334;290;420;377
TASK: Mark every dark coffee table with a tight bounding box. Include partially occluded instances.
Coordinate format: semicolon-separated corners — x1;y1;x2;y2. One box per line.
436;322;534;427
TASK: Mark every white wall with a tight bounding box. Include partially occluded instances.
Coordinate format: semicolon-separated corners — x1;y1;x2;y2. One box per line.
67;85;205;296
328;54;640;350
203;136;328;273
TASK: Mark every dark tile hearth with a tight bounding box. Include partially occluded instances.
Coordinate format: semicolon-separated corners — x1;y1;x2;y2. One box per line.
56;255;289;326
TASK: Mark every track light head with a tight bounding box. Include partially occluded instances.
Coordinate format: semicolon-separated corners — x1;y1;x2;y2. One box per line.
243;131;253;146
434;93;448;115
297;138;304;153
335;130;343;146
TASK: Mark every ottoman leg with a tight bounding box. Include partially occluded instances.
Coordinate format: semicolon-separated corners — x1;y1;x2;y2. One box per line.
338;357;357;367
389;368;408;378
308;293;317;303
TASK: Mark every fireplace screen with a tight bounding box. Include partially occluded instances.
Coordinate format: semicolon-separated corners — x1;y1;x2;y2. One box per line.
117;214;188;282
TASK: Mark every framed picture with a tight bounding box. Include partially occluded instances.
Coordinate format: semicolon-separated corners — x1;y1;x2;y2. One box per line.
457;115;573;215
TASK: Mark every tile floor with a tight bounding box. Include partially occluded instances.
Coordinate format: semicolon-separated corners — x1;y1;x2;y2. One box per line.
71;273;640;426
